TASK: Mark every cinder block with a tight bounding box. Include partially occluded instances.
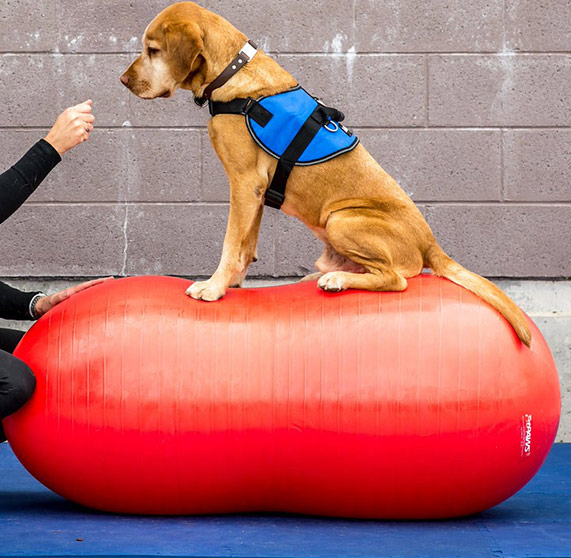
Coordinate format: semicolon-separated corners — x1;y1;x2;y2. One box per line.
429;55;571;126
358;129;501;201
421;204;571;277
204;0;354;53
276;203;571;278
0;129;128;202
504;130;571;202
56;1;353;54
274;212;323;277
121;129;202;202
57;0;169;53
0;54;131;127
0;1;57;52
505;0;571;52
0;205;126;276
355;0;503;52
0;51;205;129
278;54;426;127
125;204;275;277
203;128;501;204
0;129;201;203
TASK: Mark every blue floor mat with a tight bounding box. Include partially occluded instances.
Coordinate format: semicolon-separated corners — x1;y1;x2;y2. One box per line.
0;443;569;558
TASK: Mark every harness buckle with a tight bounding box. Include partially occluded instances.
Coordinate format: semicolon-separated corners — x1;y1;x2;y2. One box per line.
264;188;285;209
241;97;256;115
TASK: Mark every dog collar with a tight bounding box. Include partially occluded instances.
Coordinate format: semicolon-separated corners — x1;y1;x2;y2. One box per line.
194;40;258;107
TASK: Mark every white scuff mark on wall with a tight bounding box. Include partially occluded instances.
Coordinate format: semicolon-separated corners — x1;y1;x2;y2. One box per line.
125;36;140;52
121;202;129;277
495;42;516;117
324;33;345;54
346;45;356;83
331;33;344;53
67;35;85;50
120;131;136;277
122;121;133;127
260;37;271;53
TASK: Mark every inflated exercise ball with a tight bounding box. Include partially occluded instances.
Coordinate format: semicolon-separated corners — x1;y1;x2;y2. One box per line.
4;275;560;518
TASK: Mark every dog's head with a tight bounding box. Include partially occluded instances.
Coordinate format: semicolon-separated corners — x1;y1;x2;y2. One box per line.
120;2;206;99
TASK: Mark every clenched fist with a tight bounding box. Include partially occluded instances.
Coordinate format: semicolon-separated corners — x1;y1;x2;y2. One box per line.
44;100;95;156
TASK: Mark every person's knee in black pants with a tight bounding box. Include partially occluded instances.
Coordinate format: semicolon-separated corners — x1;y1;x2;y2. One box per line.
0;348;36;443
0;328;25;354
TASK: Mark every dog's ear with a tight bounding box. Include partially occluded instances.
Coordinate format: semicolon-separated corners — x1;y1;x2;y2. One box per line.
163;21;204;82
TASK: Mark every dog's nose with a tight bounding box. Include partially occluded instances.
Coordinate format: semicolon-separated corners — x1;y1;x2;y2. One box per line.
120;74;130;87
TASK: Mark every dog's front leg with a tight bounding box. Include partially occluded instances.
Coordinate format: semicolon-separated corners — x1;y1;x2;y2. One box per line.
186;187;263;301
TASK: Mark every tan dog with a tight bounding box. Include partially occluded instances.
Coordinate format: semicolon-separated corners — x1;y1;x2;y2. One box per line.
120;1;531;347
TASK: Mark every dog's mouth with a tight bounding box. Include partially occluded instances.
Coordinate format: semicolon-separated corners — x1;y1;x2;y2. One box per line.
158;89;172;98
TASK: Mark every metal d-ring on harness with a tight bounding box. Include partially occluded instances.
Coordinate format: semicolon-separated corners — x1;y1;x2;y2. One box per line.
196;39;358;210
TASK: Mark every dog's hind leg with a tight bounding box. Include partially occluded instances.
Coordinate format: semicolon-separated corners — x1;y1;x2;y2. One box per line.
318;268;407;292
317;207;424;293
300;242;368;283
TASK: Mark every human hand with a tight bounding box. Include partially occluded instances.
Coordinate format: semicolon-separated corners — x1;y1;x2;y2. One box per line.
43;100;95;156
35;277;113;318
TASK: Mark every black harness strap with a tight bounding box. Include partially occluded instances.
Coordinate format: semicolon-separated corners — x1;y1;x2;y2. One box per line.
264;106;331;209
209;97;345;210
209;98;272;128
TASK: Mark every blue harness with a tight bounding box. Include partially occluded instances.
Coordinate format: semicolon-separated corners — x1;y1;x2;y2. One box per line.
246;86;358;165
209;86;359;209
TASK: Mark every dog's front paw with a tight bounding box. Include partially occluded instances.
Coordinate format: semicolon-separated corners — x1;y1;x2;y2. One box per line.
318;272;348;293
186;281;226;302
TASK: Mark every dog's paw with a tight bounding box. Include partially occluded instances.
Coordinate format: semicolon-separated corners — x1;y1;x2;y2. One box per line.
186;281;226;302
317;272;348;292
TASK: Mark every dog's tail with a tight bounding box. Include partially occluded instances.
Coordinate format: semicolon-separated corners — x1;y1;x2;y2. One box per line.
424;243;531;347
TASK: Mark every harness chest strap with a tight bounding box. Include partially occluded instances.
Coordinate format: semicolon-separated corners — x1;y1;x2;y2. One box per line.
209;97;273;127
263;105;337;209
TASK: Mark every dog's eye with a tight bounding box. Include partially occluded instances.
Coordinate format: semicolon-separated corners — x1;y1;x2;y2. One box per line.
147;47;159;57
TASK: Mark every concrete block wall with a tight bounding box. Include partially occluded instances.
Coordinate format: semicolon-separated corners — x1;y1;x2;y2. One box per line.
0;2;570;435
0;0;570;280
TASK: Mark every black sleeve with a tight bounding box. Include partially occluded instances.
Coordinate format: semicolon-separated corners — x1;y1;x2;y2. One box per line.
0;280;40;320
0;139;61;225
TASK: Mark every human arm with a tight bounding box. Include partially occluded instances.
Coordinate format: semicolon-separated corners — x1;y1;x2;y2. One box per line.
0;280;42;321
0;139;61;225
0;278;112;321
0;100;95;225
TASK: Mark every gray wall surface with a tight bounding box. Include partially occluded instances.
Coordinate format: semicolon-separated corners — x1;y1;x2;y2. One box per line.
0;0;570;279
0;2;570;439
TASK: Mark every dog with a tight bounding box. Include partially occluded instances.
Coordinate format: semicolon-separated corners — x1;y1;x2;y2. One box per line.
120;1;531;347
